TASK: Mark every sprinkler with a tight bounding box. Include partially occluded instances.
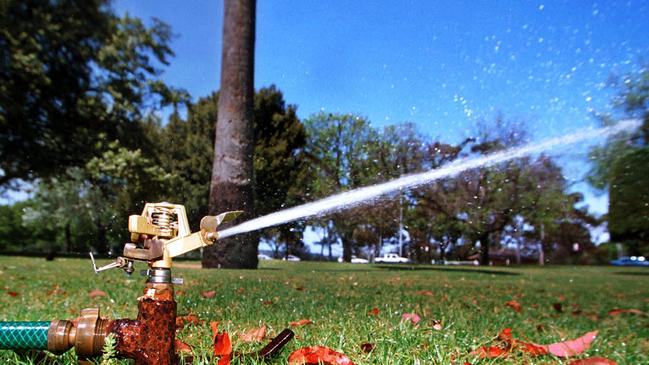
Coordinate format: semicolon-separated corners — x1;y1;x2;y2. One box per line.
0;202;292;364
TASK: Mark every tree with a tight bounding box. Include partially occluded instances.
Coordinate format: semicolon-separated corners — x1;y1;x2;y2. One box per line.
0;0;186;190
303;112;379;262
609;147;649;255
588;66;649;255
204;0;257;269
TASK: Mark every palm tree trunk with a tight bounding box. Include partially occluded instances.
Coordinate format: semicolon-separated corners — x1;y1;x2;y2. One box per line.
203;0;258;269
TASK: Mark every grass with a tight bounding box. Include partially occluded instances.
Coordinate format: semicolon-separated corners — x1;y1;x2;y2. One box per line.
0;256;647;364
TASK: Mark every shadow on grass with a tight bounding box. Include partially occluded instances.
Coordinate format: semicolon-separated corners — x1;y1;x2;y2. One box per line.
374;265;521;276
613;270;649;276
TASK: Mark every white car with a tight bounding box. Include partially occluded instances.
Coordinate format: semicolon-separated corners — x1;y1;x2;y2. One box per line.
375;253;410;264
282;254;301;262
337;255;369;264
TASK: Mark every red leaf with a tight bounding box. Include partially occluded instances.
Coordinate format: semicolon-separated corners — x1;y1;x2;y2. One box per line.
237;325;266;342
608;308;644;316
360;343;374;353
6;291;18;297
469;346;509;358
569;356;617;365
288;346;355;365
217;354;231;365
367;307;379;316
290;319;313;327
202;290;216;298
505;300;522;312
401;312;421;325
174;339;192;354
214;331;232;357
553;302;563;313
88;289;106;299
545;331;598;357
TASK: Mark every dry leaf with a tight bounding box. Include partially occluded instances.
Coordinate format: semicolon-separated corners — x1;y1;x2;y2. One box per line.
210;321;219;342
288;346;355;365
201;290;216;298
360;343;374;353
290;319;313;327
546;331;598;357
237;325;266;342
367;307;379;316
416;290;434;296
88;289;106;299
6;291;18;297
608;308;644;316
505;300;522;313
175;340;192;354
432;319;443;331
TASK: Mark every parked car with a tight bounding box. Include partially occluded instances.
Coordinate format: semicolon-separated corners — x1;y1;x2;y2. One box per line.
610;256;649;267
257;253;273;260
374;253;410;264
282;254;301;262
337;255;370;264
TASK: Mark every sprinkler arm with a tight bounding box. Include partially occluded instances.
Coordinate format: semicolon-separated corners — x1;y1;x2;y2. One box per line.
91;205;242;273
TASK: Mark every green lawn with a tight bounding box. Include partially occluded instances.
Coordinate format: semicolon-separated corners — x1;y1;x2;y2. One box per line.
0;256;647;364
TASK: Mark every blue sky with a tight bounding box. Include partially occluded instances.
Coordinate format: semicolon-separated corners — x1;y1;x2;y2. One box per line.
114;0;649;222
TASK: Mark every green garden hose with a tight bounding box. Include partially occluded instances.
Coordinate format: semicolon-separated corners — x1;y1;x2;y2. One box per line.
0;321;50;350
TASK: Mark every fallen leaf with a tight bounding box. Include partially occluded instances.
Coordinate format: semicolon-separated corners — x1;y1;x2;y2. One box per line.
469;346;509;358
88;289;106;299
295;286;305;291
546;331;598;357
553;303;563;313
236;287;245;294
505;300;522;313
367;307;379;316
288;346;355;365
402;312;421;325
262;300;274;306
568;356;617;365
6;291;18;297
210;321;219;342
202;290;216;298
214;331;232;357
175;339;192;354
360;343;374;353
217;354;231;365
176;314;203;329
432;319;443;331
608;308;645;316
416;290;434;296
237;325;266;342
290;319;313;327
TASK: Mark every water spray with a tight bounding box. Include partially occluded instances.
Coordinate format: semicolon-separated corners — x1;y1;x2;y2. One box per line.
218;119;641;239
0;203;294;364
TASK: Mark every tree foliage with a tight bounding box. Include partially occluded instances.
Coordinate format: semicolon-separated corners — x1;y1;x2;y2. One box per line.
0;0;187;190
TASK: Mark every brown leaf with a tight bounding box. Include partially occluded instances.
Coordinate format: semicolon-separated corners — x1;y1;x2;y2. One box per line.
505;300;522;313
201;290;216;298
237;325;266;343
288;346;355;365
608;308;645;316
553;302;563;313
568;356;617;365
176;314;203;330
174;339;192;354
88;289;107;299
469;346;509;358
416;290;434;296
367;307;379;316
6;291;18;297
290;319;313;327
210;321;220;342
360;343;374;353
295;286;305;291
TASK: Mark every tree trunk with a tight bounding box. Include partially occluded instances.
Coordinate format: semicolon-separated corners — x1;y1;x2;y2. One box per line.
203;0;258;269
479;233;490;266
